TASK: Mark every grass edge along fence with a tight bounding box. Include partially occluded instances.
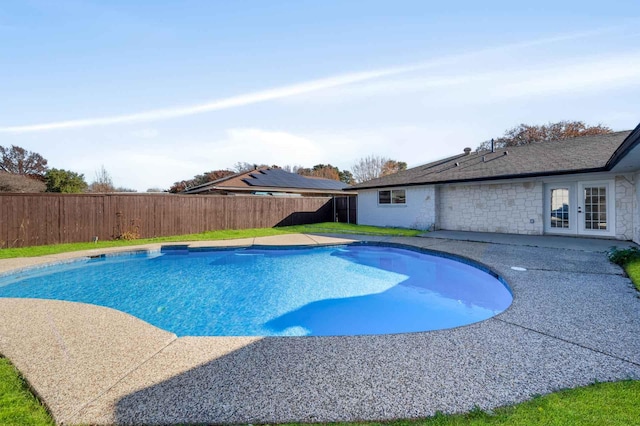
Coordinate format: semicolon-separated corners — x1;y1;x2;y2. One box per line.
0;193;339;249
0;223;422;260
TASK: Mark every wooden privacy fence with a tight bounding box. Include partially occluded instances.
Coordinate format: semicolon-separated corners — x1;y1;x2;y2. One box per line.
0;193;337;248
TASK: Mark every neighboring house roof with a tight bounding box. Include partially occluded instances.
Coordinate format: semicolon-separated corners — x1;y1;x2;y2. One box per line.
352;125;640;190
183;168;351;195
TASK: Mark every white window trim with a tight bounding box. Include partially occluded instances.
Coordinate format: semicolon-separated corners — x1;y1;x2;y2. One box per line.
378;189;407;206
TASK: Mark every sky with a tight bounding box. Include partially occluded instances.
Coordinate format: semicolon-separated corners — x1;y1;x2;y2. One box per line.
1;1;639;191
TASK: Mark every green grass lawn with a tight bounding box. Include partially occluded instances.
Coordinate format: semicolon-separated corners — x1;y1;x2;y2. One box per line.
624;258;640;291
607;247;640;291
0;222;422;259
372;380;640;426
0;358;53;426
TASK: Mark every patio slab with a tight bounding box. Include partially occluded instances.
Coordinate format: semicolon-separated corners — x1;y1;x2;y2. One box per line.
0;299;176;424
0;233;639;424
72;321;639;425
422;230;637;251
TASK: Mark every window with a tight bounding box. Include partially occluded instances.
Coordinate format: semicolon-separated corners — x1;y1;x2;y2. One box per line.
584;186;607;230
392;190;406;204
549;188;569;229
378;189;406;205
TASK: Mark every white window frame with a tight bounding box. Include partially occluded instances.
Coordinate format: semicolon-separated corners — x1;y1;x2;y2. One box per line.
378;189;406;205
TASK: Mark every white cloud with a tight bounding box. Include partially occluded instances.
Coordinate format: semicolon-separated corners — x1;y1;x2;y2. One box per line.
87;129;330;190
131;128;159;139
290;52;640;106
0;28;611;134
88;127;451;191
0;66;425;134
207;128;325;167
490;54;640;100
69;148;202;192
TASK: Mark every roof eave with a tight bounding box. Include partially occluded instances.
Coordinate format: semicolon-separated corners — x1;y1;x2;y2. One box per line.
180;170;247;193
605;122;640;169
186;185;355;195
351;167;609;190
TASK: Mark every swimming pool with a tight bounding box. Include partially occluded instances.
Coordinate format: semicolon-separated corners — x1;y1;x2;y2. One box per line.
0;244;512;336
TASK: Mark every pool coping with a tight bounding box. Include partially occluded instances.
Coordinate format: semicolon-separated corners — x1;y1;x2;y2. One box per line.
1;233;639;425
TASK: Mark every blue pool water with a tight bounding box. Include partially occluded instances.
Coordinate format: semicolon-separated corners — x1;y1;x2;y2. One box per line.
0;244;512;336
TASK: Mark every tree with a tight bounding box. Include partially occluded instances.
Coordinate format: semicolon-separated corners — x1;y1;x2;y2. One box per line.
381;160;407;176
294;164;354;184
233;162;265;173
45;168;88;193
0;145;48;176
88;165;115;193
297;164;340;181
233;162;255;173
0;171;46;193
169;169;235;193
352;155;408;183
476;121;613;151
338;169;354;185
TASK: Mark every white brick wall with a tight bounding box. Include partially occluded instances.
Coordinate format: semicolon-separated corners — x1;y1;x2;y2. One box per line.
357;187;436;230
438;181;544;234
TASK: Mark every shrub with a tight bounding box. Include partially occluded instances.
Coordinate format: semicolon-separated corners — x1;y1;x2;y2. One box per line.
607;246;640;266
115;230;141;241
44;168;87;193
113;212;141;240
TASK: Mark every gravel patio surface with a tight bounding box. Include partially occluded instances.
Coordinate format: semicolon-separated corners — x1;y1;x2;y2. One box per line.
0;233;639;425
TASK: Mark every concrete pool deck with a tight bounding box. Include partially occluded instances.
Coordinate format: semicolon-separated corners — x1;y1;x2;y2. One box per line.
0;233;639;425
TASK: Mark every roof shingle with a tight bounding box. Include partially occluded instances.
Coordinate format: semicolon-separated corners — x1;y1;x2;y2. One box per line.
184;168;348;193
351;130;633;190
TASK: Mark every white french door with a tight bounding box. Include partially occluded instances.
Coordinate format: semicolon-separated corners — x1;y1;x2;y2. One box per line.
545;180;615;237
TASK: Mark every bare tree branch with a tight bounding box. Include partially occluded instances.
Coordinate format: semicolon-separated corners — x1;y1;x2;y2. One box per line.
476;121;613;151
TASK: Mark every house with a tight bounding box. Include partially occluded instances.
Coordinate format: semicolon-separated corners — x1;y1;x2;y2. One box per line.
351;123;640;243
183;167;353;197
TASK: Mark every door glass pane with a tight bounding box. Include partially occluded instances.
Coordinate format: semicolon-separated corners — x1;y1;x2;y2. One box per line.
583;186;607;231
550;188;570;228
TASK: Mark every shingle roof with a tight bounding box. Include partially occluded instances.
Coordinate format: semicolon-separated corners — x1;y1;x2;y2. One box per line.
184;168;349;194
351;130;635;190
242;168;348;190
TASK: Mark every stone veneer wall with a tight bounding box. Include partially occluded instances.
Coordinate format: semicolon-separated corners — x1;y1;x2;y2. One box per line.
438;181;544;234
633;172;640;244
615;175;635;241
